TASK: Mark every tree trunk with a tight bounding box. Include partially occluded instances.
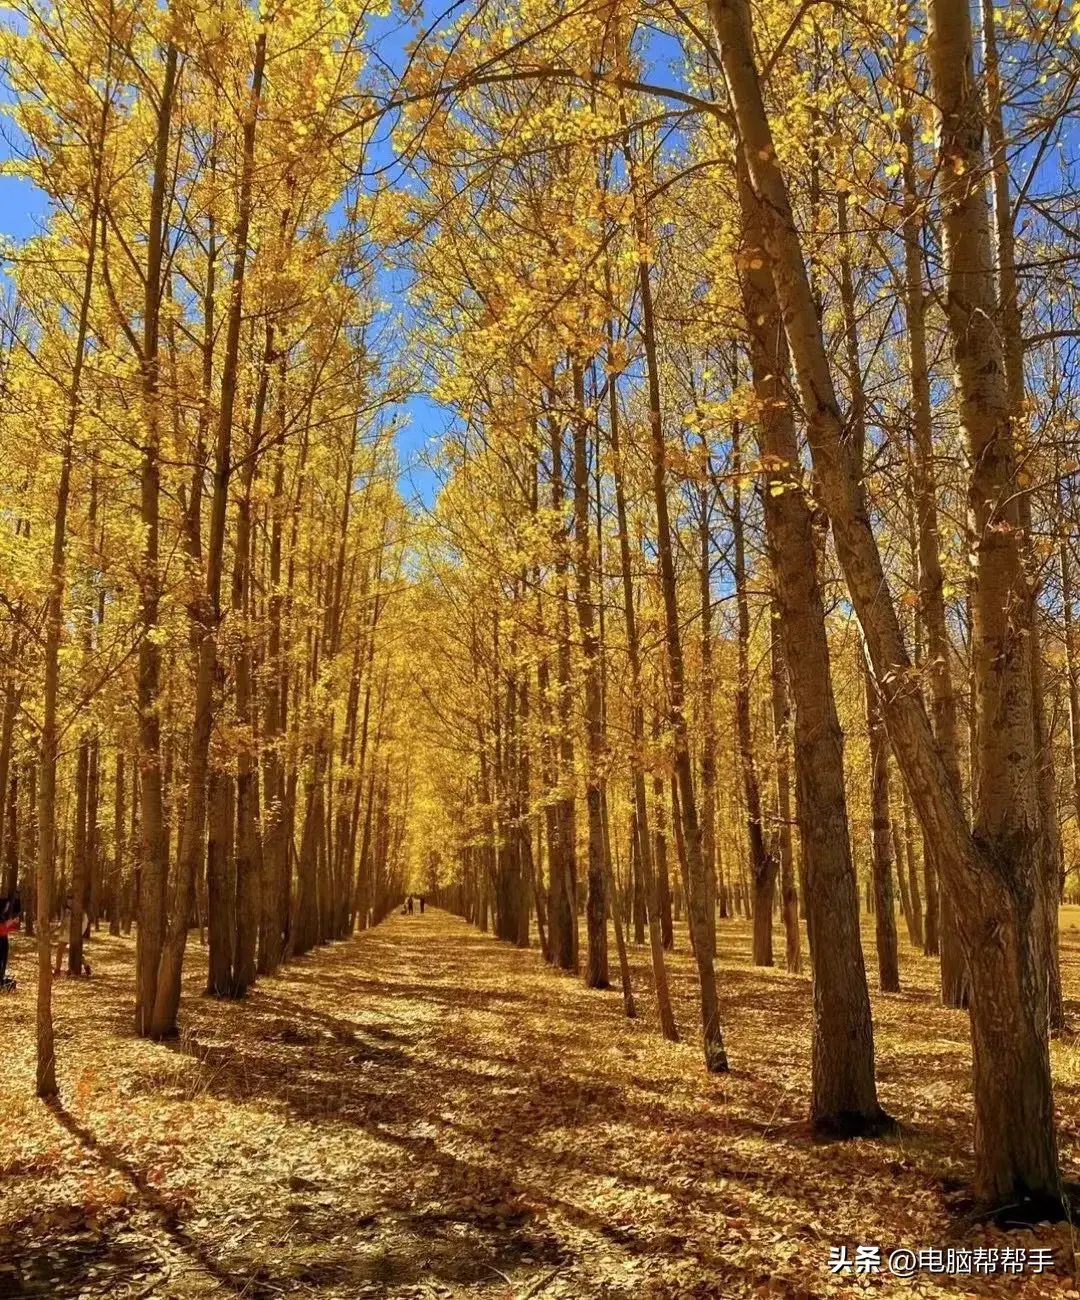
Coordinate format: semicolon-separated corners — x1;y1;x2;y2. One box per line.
628;159;724;1069
899;788;923;947
231;341;271;997
545;401;578;972
87;739;101;928
866;664;900;992
21;758;36;937
571;364;609;988
731;415;777;967
922;835;940;956
698;477;719;958
109;753;123;936
981;0;1063;1035
4;768;18;906
735;150;883;1131
68;738;89;975
897;62;967;1005
0;642;20;897
35;94;109;1088
1060;493;1080;840
260;390;287;974
770;607;800;974
134;43;178;1038
205;766;234;995
641;445;716;1044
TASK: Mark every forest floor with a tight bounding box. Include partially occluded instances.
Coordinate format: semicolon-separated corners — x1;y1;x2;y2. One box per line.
2;912;1080;1300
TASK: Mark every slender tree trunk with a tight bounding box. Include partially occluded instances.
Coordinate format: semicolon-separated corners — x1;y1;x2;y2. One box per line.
205;767;234;995
571;365;609;988
231;341;271;996
109;753;124;936
134;44;178;1038
545;401;578;972
630;175;724;1071
698;479;719;958
866;664;900;992
21;758;36;937
87;739;101;928
731;416;777;966
734;151;883;1131
4;768;18;905
68;738;89;975
981;0;1063;1034
892;799;915;948
35;95;110;1087
632;809;646;945
897;65;966;1005
900;788;923;947
0;642;20;896
259;362;288;974
602;784;636;1018
770;606;801;973
1060;500;1080;837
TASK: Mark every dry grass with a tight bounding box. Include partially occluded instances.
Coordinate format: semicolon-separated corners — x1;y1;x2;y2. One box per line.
1;908;1079;1298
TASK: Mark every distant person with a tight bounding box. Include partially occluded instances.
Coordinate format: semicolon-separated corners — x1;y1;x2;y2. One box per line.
419;896;425;914
0;892;21;989
407;895;414;915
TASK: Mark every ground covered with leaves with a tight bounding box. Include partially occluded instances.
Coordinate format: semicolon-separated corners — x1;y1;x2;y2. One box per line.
2;910;1080;1299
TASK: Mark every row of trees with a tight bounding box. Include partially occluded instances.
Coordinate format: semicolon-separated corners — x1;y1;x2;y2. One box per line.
0;0;413;1090
6;0;1080;1219
391;0;1080;1215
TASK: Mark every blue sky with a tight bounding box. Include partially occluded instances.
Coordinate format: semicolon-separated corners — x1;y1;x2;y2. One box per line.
363;13;448;511
0;12;446;510
0;172;45;241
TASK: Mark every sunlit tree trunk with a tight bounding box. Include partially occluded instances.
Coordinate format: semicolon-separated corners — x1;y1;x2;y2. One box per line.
698;478;718;957
1060;490;1080;836
731;416;777;967
108;753;123;937
865;664;900;991
134;44;178;1037
0;636;21;897
571;364;609;988
260;357;288;973
735;152;882;1131
545;399;578;971
604;330;676;1032
636;211;726;1071
67;738;89;975
36;73;111;1084
770;606;800;973
231;357;269;996
896;62;966;1003
981;0;1063;1034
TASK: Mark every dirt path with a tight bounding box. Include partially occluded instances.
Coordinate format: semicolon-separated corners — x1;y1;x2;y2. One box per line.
1;909;1078;1298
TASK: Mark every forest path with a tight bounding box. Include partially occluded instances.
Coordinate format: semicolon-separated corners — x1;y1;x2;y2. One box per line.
2;908;1078;1298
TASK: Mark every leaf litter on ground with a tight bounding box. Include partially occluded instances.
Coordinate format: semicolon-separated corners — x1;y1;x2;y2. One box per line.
1;910;1079;1298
